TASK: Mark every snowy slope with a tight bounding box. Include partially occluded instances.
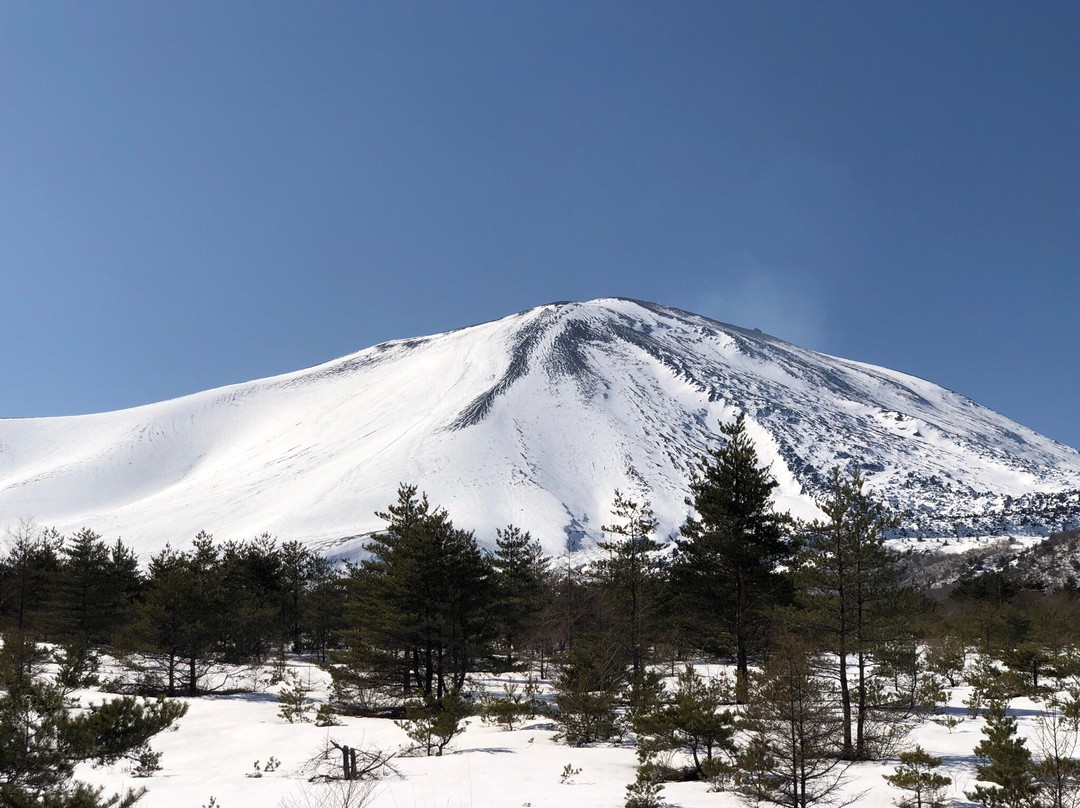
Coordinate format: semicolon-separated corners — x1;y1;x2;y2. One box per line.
2;298;1078;557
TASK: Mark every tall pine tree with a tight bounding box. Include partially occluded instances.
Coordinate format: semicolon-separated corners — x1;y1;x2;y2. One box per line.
795;465;900;759
674;414;793;702
55;529;112;646
0;524;62;637
358;485;496;701
491;524;549;667
595;491;663;688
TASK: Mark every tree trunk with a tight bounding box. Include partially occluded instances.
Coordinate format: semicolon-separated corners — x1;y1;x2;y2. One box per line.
630;574;640;682
856;648;867;759
855;580;868;760
839;647;853;759
736;569;749;704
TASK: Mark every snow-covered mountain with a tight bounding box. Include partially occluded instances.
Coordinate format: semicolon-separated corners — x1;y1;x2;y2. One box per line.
2;298;1078;558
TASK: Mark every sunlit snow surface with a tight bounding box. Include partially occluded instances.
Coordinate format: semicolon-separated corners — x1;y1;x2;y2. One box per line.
69;657;1056;808
2;298;1078;557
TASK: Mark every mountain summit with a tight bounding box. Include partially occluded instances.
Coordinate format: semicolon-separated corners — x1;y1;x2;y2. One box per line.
3;298;1078;557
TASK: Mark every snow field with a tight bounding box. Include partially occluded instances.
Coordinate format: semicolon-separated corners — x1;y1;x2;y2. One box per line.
69;656;1058;808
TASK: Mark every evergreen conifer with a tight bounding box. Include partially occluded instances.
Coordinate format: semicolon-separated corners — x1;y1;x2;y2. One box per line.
967;701;1040;808
674;414;793;702
883;746;951;808
596;491;663;689
795;465;901;759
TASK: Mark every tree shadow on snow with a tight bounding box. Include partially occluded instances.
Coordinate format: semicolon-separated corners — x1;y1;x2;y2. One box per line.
453;747;514;755
519;721;557;732
203;691;281;704
937;752;979;766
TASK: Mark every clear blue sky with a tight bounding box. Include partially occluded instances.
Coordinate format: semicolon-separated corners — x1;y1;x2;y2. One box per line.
3;2;1078;449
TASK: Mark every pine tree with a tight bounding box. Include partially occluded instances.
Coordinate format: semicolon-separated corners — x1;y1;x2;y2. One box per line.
1002;640;1053;694
218;535;281;662
357;485;496;701
0;630;186;806
181;532;225;695
1031;707;1080;808
326;562;381;713
55;529;139;647
303;555;344;663
595;491;663;688
674;414;793;702
279;540;316;654
535;555;599;679
0;523;62;636
795;466;901;759
632;663;736;780
103;539;142;641
552;632;626;746
736;635;848;808
491;524;550;667
966;701;1040;808
122;535;226;696
883;746;951;808
120;545;188;695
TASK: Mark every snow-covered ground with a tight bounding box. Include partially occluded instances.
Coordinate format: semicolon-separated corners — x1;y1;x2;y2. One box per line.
888;532;1046;557
69;657;1054;808
4;299;1078;560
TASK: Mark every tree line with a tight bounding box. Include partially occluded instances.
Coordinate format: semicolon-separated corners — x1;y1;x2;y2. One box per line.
1;525;342;696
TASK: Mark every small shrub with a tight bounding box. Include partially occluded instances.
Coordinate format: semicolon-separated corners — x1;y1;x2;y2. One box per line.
552;637;625;746
884;746;951;808
732;735;779;803
560;763;582;784
54;641;100;695
315;703;343;727
279;670;314;723
965;658;1027;716
327;667;396;717
624;765;665;808
480;678;540;731
631;664;736;781
397;692;469;757
279;779;377;808
248;757;282;778
702;756;737;793
130;744;162;778
925;636;966;687
628;669;666;719
933;714;963;733
268;656;288;686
